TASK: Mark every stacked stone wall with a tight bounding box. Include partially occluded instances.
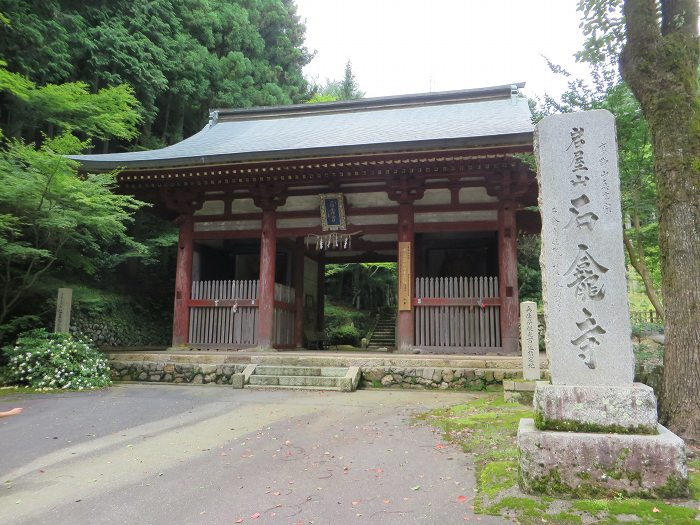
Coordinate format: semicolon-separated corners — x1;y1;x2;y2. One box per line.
109;359;521;390
110;361;246;385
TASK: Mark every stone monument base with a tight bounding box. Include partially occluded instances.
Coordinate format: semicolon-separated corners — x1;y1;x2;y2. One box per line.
518;419;688;498
534;382;658;434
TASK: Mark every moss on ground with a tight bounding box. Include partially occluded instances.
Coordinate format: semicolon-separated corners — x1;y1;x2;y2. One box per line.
0;386;53;396
689;458;700;499
414;393;700;525
534;411;658;435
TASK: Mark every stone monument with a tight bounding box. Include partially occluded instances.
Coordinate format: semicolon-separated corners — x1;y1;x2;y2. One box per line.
54;288;72;334
518;110;688;498
520;301;540;381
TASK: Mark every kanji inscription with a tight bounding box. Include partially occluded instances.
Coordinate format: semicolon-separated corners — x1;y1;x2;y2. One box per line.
535;109;634;386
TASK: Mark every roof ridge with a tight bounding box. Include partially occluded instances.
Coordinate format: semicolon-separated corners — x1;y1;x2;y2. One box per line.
213;83;526;122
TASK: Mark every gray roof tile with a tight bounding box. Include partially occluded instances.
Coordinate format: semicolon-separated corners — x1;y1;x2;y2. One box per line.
69;84;533;170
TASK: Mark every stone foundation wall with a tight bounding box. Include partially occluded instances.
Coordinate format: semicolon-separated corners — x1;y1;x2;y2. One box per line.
359;367;519;390
111;360;246;385
109;359;523;390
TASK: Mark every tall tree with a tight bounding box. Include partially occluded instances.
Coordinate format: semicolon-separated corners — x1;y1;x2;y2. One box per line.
0;62;145;332
621;0;700;443
308;60;365;102
579;0;700;441
0;0;313;147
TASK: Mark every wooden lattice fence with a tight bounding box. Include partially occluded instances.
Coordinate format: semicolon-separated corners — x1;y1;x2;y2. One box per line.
414;276;501;352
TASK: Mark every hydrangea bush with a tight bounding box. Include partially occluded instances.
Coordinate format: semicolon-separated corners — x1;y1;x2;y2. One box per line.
2;329;111;390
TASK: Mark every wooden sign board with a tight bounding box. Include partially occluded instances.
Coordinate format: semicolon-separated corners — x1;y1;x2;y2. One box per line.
54;288;73;333
398;242;412;311
319;193;346;231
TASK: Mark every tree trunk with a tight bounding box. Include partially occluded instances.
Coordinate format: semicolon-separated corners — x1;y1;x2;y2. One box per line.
622;217;664;319
621;0;700;442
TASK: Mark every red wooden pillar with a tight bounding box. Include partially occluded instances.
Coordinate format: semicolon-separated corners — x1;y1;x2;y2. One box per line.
498;201;519;353
396;203;415;352
258;210;277;349
172;214;194;347
293;237;305;348
316;254;325;332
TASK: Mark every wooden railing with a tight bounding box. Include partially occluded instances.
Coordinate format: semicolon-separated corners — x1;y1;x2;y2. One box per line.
189;280;259;348
414;276;501;352
273;283;296;347
630;309;662;326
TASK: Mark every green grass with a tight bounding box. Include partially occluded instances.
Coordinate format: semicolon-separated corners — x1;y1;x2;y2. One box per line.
0;386;43;396
415;393;700;525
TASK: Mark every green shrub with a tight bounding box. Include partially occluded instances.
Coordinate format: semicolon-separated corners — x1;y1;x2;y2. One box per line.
2;329;111;390
324;303;372;346
329;323;361;345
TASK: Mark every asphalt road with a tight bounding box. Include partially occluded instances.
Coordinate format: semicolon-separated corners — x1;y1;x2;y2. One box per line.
0;384;512;525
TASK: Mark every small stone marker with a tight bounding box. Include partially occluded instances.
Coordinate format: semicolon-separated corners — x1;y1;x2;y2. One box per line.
519;301;540;380
54;288;72;333
535;109;633;386
516;109;687;499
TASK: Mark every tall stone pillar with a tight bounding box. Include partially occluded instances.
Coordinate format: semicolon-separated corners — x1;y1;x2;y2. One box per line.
518;109;687;499
498;201;519;353
258;210;277;349
172;214;194;347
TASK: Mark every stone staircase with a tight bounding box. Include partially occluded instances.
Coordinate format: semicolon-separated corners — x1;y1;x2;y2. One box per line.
243;364;361;392
368;311;396;349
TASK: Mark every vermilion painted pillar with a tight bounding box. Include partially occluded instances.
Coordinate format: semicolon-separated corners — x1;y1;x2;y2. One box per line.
293;237;305;348
396;203;414;352
316;254;325;332
498;201;519;353
258;210;277;349
172;215;194;347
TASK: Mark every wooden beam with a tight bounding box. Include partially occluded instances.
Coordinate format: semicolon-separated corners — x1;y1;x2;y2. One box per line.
192;220;499;240
193;201;500;223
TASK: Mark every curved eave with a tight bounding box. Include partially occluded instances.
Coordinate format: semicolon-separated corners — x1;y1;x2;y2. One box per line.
71;131;534;173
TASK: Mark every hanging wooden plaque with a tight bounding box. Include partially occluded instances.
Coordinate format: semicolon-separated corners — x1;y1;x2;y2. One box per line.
398;242;412;311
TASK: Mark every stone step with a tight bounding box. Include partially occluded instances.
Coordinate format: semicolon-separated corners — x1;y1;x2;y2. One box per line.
248;374;343;388
244;365;362;392
253;366;347;377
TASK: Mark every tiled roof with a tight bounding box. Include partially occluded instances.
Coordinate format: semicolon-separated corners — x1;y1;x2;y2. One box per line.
69;83;534;170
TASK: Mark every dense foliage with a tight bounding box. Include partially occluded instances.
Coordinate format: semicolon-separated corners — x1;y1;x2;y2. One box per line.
325;262;396;310
0;57;148;338
323;303;373;346
2;328;111;389
308;60;364;103
0;0;313;148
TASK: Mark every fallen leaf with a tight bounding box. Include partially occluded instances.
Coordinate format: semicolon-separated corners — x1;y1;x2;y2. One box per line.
411;485;421;491
251;512;261;519
457;495;467;502
435;444;446;449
